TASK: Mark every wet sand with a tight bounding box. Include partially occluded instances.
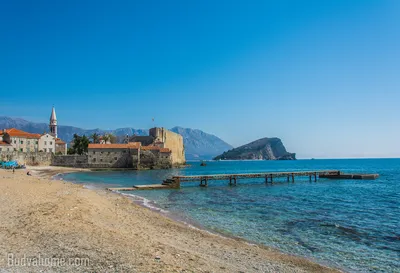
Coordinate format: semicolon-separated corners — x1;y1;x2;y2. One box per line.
0;166;341;272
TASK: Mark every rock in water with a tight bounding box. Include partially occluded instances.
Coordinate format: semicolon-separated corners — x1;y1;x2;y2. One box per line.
213;137;296;160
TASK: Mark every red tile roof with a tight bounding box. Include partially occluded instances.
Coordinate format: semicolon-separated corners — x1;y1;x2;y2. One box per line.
88;142;142;149
88;144;130;149
141;145;160;151
160;148;171;153
0;128;40;139
55;138;66;144
127;142;141;149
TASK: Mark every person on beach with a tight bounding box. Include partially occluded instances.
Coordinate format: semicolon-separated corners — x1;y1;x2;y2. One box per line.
12;167;15;174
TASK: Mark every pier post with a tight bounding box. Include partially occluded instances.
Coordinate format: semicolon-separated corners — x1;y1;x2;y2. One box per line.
265;175;268;183
287;175;290;182
270;174;273;184
309;175;312;182
314;172;317;182
229;176;232;186
291;174;295;182
175;177;181;189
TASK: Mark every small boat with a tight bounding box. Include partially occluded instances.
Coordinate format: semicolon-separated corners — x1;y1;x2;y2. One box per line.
200;161;207;166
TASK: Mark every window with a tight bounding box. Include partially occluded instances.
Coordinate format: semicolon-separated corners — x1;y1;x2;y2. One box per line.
7;148;9;151
20;140;23;144
20;148;23;152
50;141;53;145
36;141;38;144
93;151;96;154
114;157;118;160
14;140;16;144
44;148;46;152
100;159;103;162
44;141;47;145
108;151;110;155
49;148;52;152
0;148;2;151
28;141;30;145
93;158;96;162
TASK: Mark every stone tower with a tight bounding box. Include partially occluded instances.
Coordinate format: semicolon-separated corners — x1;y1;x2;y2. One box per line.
49;106;57;138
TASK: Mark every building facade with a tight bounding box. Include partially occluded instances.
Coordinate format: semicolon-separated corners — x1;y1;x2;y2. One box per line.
0;107;67;154
39;133;56;153
55;138;67;155
0;129;41;152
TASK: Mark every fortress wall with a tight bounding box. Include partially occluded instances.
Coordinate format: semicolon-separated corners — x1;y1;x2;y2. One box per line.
52;155;88;168
150;128;185;165
87;148;140;168
139;150;172;169
0;152;52;166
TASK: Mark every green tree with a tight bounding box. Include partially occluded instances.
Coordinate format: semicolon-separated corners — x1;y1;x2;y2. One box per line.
71;134;90;155
90;133;100;144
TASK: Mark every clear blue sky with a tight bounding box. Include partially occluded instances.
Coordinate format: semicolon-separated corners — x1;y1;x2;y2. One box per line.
1;0;399;158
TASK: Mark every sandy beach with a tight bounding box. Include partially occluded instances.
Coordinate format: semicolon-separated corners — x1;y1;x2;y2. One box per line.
0;166;340;272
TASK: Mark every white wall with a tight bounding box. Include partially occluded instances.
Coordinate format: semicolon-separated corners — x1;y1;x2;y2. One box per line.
39;134;56;153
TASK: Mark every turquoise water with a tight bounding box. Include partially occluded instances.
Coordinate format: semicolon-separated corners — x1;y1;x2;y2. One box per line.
61;159;400;272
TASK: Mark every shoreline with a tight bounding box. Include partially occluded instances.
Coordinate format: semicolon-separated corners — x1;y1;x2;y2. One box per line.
0;166;341;272
47;167;343;272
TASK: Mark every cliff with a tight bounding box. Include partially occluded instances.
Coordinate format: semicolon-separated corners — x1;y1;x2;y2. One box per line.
213;137;296;160
170;127;233;160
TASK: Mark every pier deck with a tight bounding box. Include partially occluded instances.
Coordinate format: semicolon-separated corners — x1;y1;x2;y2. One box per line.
106;170;379;191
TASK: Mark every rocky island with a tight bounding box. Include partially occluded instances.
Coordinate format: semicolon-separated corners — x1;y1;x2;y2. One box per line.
213;137;296;160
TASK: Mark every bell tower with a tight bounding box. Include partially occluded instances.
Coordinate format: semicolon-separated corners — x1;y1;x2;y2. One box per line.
49;106;57;138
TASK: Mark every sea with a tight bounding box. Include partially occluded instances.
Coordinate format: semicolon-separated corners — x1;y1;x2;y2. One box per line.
59;159;400;272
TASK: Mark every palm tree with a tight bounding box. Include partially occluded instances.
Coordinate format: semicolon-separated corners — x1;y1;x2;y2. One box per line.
90;133;100;144
102;134;110;144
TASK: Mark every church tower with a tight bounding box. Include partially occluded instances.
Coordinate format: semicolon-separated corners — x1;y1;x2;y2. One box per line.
49;106;57;138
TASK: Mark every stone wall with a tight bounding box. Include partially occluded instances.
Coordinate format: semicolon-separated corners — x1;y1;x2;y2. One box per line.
52;155;89;168
0;152;52;166
139;150;171;169
87;148;140;168
149;127;185;165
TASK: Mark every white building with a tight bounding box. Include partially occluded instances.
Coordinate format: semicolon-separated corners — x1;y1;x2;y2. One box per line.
39;133;56;153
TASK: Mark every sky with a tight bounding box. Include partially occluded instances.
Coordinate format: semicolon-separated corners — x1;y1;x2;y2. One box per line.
0;0;399;158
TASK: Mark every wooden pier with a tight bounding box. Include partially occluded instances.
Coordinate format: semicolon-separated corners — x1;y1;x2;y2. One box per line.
170;170;340;188
106;170;379;191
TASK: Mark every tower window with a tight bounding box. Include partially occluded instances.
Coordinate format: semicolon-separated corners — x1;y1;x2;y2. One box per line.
50;141;53;145
44;141;47;145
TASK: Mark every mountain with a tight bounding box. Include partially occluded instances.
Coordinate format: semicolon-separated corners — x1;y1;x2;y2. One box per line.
170;127;233;160
213;137;296;160
0;117;232;160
